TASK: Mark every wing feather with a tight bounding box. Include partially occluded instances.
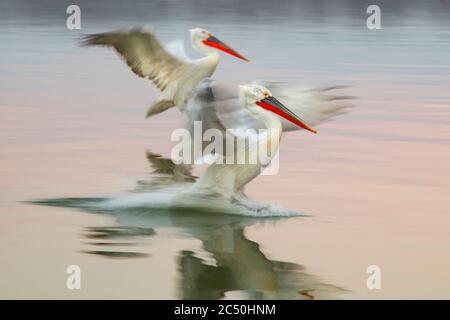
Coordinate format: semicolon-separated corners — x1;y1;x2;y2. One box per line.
185;80;267;163
81;27;185;92
253;81;354;131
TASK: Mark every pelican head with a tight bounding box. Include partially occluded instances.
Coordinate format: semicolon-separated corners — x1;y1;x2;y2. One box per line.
189;28;249;62
239;84;317;134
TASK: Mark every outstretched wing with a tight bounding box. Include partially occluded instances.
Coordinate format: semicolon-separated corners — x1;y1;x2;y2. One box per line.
81;27;185;92
81;27;213;117
187;79;266;133
185;79;268;164
254;81;354;131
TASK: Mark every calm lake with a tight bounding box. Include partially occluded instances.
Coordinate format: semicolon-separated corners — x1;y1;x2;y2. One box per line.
0;0;449;299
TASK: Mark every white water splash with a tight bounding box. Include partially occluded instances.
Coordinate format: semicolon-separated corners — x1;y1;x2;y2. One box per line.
93;185;303;217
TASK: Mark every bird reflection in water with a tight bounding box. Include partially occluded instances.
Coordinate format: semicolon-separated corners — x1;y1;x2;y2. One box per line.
33;150;346;299
81;226;155;259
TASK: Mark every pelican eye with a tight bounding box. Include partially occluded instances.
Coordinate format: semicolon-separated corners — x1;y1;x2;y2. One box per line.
263;91;270;98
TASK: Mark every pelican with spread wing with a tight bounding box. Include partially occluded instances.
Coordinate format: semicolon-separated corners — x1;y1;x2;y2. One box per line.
180;79;351;208
81;27;248;117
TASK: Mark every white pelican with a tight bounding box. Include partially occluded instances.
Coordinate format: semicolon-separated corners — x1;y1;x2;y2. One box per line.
81;27;249;117
180;79;350;208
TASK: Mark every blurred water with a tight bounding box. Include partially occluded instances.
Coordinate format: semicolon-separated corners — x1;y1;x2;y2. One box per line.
0;0;449;299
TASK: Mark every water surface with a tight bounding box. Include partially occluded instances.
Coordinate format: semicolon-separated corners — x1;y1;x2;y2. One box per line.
1;0;449;299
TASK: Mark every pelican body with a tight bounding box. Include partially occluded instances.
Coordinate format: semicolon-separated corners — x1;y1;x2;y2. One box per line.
176;79;351;207
81;27;248;117
182;80;313;201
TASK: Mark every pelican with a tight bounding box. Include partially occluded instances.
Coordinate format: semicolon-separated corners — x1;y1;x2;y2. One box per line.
81;27;249;117
178;79;350;210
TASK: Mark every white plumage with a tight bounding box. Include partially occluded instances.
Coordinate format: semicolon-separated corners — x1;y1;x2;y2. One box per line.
81;27;248;117
180;79;351;202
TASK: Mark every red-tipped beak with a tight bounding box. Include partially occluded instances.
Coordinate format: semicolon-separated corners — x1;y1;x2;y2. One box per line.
256;96;317;134
203;35;249;62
